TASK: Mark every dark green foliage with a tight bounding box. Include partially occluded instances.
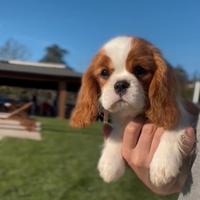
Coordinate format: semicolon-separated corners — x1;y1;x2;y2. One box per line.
174;65;194;100
40;45;68;64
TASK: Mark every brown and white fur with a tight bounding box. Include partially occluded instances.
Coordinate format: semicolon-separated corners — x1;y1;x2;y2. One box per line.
70;36;198;187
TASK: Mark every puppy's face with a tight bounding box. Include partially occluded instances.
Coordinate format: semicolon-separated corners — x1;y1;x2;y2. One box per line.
98;37;156;114
70;36;179;129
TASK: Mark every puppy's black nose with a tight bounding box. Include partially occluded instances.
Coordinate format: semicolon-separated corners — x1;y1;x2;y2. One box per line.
114;80;130;96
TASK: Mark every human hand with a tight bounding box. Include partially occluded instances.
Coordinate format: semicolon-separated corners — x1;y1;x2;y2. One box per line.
102;120;195;195
121;120;195;195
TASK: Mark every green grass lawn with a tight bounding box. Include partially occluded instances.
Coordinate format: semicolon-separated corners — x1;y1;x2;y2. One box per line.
0;117;178;200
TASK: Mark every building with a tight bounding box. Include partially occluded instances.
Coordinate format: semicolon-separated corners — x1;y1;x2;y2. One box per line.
0;60;81;118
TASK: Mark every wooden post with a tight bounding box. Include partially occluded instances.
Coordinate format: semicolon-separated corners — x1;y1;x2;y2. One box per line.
58;80;66;119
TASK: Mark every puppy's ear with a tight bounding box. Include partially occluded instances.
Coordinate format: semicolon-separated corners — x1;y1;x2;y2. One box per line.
146;49;180;129
70;60;100;128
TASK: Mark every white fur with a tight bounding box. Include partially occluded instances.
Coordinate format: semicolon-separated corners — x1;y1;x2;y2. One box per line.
150;129;185;186
97;133;125;182
103;36;133;72
149;104;195;186
98;36;147;182
98;115;131;182
101;36;145;114
100;71;145;114
97;36;194;186
98;104;192;186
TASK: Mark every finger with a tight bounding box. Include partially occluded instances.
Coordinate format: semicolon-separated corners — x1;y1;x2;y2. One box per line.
123;121;144;148
135;123;157;153
148;127;164;161
180;127;196;157
122;121;143;159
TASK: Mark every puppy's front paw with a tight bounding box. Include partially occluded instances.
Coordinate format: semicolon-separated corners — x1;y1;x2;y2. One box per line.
150;156;181;187
149;133;183;187
97;153;125;183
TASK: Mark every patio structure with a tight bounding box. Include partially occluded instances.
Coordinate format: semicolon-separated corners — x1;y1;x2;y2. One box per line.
0;60;81;118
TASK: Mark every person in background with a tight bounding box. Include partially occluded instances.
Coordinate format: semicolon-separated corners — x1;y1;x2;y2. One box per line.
31;93;38;115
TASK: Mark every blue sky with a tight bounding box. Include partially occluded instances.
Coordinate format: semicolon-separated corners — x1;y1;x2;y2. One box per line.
0;0;199;76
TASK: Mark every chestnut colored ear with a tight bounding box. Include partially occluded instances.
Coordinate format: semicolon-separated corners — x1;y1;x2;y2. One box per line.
146;49;180;129
70;68;99;128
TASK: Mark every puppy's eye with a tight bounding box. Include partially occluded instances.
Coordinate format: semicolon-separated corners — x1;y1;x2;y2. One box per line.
100;69;110;79
133;65;147;77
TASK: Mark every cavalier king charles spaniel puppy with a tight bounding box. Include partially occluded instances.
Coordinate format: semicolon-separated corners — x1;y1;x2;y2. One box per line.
70;36;198;187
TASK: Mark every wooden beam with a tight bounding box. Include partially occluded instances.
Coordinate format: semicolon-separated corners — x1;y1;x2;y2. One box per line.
0;70;81;82
58;80;67;119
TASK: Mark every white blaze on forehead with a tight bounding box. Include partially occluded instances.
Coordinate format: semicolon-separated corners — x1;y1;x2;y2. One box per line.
103;36;133;72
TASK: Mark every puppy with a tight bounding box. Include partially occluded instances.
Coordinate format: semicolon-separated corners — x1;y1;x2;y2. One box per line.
70;36;198;187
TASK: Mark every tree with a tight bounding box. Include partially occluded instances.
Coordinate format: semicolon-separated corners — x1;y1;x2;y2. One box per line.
192;70;200;82
40;44;69;64
0;39;30;60
174;65;189;92
173;65;193;99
